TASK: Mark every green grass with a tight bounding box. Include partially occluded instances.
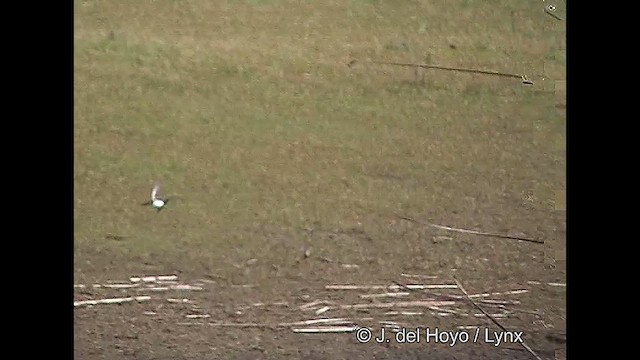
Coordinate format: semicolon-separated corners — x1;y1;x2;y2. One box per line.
74;0;565;278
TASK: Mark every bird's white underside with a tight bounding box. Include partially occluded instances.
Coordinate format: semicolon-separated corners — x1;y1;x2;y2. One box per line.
152;199;165;208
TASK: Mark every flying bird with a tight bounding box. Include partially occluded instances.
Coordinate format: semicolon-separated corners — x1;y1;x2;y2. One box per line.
142;184;171;212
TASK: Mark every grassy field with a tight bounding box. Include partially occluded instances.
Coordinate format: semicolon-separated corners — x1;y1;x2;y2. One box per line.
74;1;565;358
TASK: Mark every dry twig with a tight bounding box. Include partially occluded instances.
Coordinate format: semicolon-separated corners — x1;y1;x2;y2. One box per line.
397;215;544;244
369;61;534;84
453;278;542;360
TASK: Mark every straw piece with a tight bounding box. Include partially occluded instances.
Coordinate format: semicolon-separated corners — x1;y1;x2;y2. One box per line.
527;281;566;287
400;274;438;279
167;298;193;303
341;264;360;269
341;300;456;309
300;300;333;310
74;296;151;307
397;215;543;244
130;275;178;283
93;283;139;289
186;314;211;319
292;326;357;333
326;284;457;290
315;306;331;315
360;292;410;299
384;311;424;316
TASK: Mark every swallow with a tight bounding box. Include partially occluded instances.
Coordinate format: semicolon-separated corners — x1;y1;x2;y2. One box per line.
142;184;170;212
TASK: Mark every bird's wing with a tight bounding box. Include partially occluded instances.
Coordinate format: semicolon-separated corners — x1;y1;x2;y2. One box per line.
151;184;160;200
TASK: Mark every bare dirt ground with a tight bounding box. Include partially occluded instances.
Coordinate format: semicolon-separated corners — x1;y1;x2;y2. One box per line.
74;211;566;360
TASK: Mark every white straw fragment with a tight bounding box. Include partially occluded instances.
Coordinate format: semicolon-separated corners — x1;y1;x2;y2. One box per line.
196;279;217;284
547;282;566;287
379;320;401;325
140;285;203;291
473;313;509;318
360;292;410;299
527;281;566;287
467;289;528;298
292;326;357;333
385;311;424;316
290;318;352;326
93;283;140;289
299;300;333;310
341;300;456;309
326;284;458;290
341;264;360;269
130;275;178;283
140;287;170;291
74;296;151;307
315;306;331;315
299;300;323;310
167;298;193;303
427;306;463;315
186;314;211;319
